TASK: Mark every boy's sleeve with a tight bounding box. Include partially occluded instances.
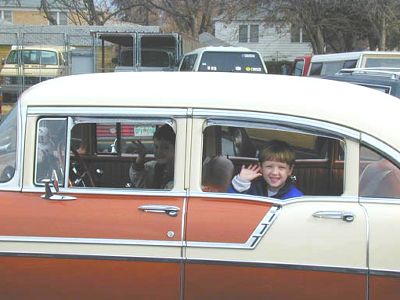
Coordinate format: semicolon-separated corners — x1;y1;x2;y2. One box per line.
231;174;251;192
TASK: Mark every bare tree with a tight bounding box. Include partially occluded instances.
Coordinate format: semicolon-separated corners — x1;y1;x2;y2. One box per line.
39;0;144;25
114;0;230;38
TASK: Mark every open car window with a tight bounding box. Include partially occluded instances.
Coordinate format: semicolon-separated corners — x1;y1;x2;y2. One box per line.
67;119;175;189
202;125;344;196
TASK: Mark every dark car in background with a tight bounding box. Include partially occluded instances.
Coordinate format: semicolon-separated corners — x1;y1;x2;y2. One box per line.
324;68;400;98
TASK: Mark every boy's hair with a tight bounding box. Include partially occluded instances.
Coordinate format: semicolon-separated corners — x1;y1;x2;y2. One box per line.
153;124;176;144
202;156;234;189
258;140;296;166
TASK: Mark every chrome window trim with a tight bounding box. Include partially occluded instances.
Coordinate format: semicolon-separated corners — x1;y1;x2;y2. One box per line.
187;206;280;249
360;198;400;205
0;236;183;247
189;192;359;205
27;107;188;118
194;109;360;140
361;133;400;166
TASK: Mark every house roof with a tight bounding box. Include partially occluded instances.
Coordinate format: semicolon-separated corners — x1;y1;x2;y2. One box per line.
0;24;160;46
199;32;230;47
0;0;42;8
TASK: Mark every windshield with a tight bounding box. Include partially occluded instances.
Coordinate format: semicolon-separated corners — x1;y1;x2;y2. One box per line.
198;52;266;73
6;50;58;65
365;57;400;68
0;106;18;182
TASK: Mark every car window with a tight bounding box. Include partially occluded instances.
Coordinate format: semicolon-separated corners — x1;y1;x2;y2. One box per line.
292;59;305;76
365;58;400;68
180;54;197;71
68;119;175;189
202;125;344;196
309;62;322;76
0;106;18;183
359;145;400;198
198;52;265;73
35;118;67;186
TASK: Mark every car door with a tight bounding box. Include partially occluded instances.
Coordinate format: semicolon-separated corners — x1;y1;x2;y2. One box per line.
0;108;187;300
358;135;400;300
184;112;368;300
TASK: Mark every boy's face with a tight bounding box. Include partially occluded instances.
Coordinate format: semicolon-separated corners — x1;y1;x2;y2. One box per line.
154;138;175;164
260;160;293;191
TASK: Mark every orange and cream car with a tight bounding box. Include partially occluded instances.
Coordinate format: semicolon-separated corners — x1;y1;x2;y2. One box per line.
0;72;399;299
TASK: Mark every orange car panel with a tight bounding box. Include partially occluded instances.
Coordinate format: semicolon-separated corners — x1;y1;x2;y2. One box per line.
0;256;180;300
184;263;366;300
369;275;400;300
186;197;273;243
0;191;183;241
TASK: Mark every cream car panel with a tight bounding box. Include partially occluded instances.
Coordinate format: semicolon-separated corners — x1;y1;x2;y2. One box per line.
363;203;400;271
186;199;367;268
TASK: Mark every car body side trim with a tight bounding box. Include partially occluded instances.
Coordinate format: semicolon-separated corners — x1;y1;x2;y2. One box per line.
0;251;181;263
0;251;373;276
0;236;183;247
370;269;400;278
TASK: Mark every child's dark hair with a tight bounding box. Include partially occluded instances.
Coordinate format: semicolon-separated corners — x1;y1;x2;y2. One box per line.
258;140;296;166
153;124;175;144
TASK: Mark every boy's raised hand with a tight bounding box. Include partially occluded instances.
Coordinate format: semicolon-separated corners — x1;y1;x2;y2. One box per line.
239;164;262;182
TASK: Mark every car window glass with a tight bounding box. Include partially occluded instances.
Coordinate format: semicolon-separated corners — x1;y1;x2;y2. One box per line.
180;54;197;71
69;120;174;189
0;106;18;183
309;62;322;76
35;118;67;186
292;60;304;76
198;52;265;73
343;59;357;69
359;145;400;198
202;125;344;196
365;58;400;68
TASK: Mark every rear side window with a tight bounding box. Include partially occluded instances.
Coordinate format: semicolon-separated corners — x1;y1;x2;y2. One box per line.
359;145;400;198
309;62;322;76
198;52;265;73
0;106;18;183
292;60;305;76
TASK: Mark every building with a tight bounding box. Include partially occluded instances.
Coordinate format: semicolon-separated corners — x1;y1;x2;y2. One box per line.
214;11;313;61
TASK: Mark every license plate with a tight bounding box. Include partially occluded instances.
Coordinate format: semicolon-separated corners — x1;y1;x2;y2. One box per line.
134;126;156;137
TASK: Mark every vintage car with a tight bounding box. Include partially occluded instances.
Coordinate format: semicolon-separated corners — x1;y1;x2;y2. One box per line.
0;72;399;299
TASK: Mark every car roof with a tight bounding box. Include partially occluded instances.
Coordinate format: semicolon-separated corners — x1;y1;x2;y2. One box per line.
21;72;400;150
185;46;255;55
311;51;400;62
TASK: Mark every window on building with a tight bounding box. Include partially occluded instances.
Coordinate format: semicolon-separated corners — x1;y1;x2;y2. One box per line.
49;11;68;25
0;10;12;23
239;25;248;43
250;25;259;43
291;25;310;43
239;24;259;43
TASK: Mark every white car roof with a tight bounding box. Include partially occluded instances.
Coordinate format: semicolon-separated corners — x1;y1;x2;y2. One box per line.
311;51;400;62
185;46;255;55
20;72;400;150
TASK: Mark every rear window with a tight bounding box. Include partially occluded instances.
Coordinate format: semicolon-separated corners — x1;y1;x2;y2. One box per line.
6;50;58;65
198;52;266;73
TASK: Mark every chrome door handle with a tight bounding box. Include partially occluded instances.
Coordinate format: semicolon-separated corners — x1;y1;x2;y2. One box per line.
138;205;180;217
312;211;355;222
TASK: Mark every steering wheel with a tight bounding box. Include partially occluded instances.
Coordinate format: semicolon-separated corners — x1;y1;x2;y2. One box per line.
70;148;95;187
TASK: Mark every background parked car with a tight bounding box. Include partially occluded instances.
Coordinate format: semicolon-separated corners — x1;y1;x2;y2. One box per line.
178;46;267;73
323;68;400;98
